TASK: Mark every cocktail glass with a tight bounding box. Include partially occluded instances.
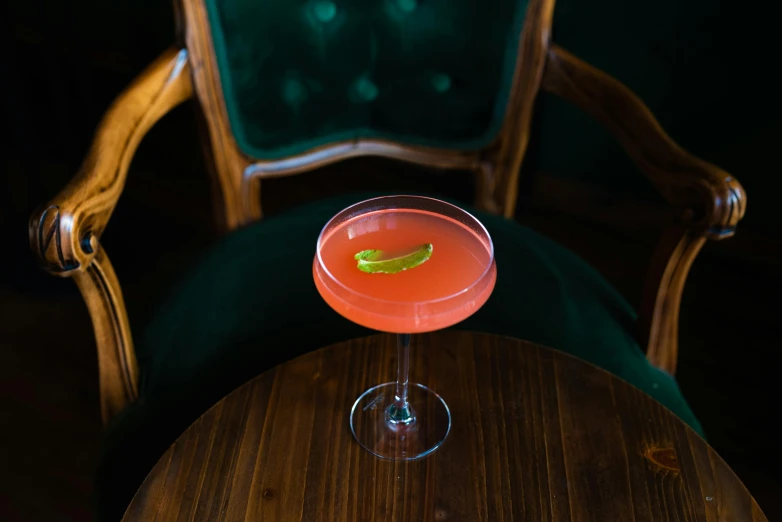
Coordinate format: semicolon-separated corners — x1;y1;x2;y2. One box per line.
313;196;496;460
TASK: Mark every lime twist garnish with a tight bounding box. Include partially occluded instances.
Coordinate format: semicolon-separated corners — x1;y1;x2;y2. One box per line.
354;243;433;274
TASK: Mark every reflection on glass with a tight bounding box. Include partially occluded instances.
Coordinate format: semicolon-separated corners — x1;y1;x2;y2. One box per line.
313;196;496;460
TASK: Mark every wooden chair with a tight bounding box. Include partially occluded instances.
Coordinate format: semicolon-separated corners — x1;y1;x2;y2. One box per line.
29;0;745;518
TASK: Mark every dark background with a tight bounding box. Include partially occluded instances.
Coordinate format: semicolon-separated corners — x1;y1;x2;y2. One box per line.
1;0;780;520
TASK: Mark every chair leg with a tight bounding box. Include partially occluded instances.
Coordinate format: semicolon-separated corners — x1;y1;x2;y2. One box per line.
639;226;707;375
73;247;138;425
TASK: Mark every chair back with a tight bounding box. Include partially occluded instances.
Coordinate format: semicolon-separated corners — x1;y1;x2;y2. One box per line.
178;0;555;227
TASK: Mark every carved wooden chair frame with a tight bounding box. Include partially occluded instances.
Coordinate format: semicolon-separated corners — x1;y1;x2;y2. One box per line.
29;0;746;424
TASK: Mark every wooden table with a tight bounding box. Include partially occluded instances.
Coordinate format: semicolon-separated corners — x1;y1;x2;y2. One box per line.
123;332;767;521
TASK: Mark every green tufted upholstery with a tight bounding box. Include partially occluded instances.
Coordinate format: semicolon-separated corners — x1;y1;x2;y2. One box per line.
206;0;528;158
96;193;703;521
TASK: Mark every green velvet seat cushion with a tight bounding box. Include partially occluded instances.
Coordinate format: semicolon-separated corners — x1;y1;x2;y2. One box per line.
95;193;702;521
206;0;528;158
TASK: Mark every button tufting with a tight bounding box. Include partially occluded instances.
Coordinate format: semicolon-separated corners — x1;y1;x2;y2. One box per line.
431;73;451;93
311;0;337;23
397;0;417;13
282;77;307;106
351;77;379;102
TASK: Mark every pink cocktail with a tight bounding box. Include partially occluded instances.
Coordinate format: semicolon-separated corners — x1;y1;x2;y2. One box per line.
313;196;496;460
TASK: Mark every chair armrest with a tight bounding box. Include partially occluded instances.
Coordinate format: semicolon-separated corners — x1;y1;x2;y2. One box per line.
29;47;193;275
27;48;192;423
541;44;746;238
540;44;747;374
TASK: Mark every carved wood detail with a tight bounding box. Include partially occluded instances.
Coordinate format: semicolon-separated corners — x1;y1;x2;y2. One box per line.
28;47;193;423
34;205;80;273
73;247;138;424
29;48;193;276
241;141;481;219
541;44;747;373
542;45;746;238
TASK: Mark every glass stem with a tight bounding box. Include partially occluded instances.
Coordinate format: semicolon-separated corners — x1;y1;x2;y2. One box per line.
387;333;415;425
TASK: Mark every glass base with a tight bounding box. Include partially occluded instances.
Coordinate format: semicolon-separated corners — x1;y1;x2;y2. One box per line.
350;382;451;460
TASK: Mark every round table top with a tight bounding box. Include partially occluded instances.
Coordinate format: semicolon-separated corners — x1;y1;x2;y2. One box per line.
123;332;767;521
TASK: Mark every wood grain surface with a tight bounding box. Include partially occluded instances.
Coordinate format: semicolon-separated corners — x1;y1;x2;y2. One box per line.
122;332;767;521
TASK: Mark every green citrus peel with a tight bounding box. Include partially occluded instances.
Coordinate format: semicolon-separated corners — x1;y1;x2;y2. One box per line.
354;243;433;274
